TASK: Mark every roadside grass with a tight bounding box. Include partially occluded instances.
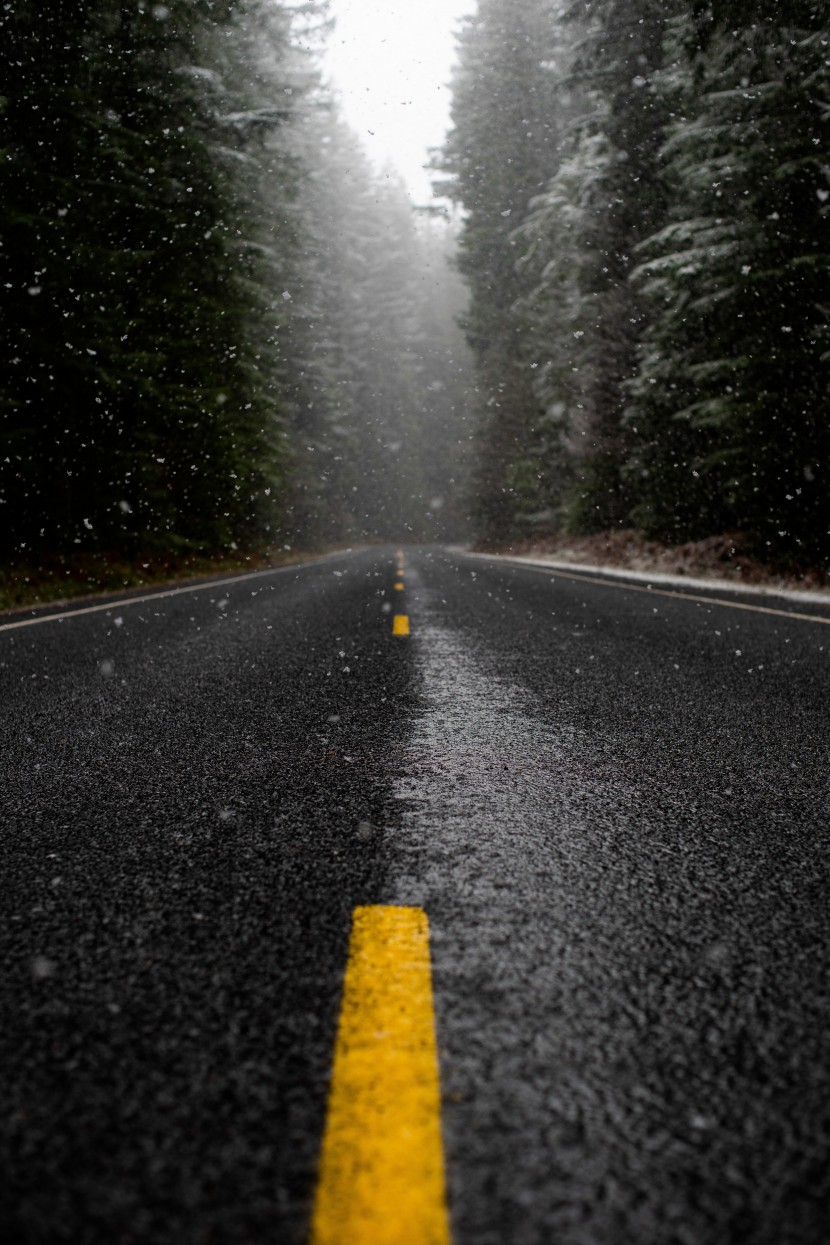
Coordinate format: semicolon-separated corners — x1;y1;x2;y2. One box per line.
0;547;317;615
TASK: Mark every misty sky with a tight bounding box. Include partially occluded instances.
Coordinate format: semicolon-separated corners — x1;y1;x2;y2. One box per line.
320;0;472;201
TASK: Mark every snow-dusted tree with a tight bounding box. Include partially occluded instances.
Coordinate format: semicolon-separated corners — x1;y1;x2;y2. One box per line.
283;93;475;546
515;131;615;529
0;0;317;559
625;4;830;561
281;104;415;542
404;212;477;541
435;0;565;544
516;0;671;533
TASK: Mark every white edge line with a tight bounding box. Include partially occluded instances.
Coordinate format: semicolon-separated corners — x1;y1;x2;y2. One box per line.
463;551;830;627
0;554;340;635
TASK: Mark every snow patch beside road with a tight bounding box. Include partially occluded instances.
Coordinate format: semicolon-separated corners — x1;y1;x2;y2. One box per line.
462;549;830;609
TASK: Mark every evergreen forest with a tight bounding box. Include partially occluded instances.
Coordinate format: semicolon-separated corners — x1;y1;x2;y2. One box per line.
2;0;830;589
438;0;830;566
1;0;473;582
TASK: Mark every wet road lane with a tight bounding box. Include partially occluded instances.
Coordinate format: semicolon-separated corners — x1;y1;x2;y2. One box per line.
399;549;830;1245
2;546;830;1244
0;551;411;1244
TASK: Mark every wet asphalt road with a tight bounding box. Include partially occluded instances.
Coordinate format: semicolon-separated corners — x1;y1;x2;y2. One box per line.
2;545;830;1244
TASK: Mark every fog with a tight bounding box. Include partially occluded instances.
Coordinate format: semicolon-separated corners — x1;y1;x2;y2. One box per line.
2;0;828;604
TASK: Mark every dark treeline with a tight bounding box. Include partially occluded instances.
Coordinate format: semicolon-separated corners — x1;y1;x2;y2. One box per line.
437;0;830;564
1;0;473;566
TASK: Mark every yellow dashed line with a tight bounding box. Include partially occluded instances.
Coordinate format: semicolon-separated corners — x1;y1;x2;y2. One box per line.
309;906;452;1245
391;553;409;632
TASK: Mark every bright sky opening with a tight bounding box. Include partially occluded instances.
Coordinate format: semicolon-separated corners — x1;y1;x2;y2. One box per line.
320;0;473;201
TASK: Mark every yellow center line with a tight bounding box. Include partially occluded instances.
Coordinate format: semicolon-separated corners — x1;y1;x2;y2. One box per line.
309;906;452;1245
392;614;410;636
394;582;405;591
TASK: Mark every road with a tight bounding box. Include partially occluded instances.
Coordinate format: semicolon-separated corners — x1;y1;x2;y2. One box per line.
2;546;830;1244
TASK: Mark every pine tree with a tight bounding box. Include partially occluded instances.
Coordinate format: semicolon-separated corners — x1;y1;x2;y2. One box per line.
625;4;830;561
404;213;476;541
286;96;475;546
0;0;307;561
436;0;564;544
516;0;671;534
283;107;419;543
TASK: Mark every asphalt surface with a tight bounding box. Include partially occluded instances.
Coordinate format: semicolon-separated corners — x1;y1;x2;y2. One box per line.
2;546;830;1244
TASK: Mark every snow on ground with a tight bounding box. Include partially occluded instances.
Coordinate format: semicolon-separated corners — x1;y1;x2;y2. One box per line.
457;532;830;610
